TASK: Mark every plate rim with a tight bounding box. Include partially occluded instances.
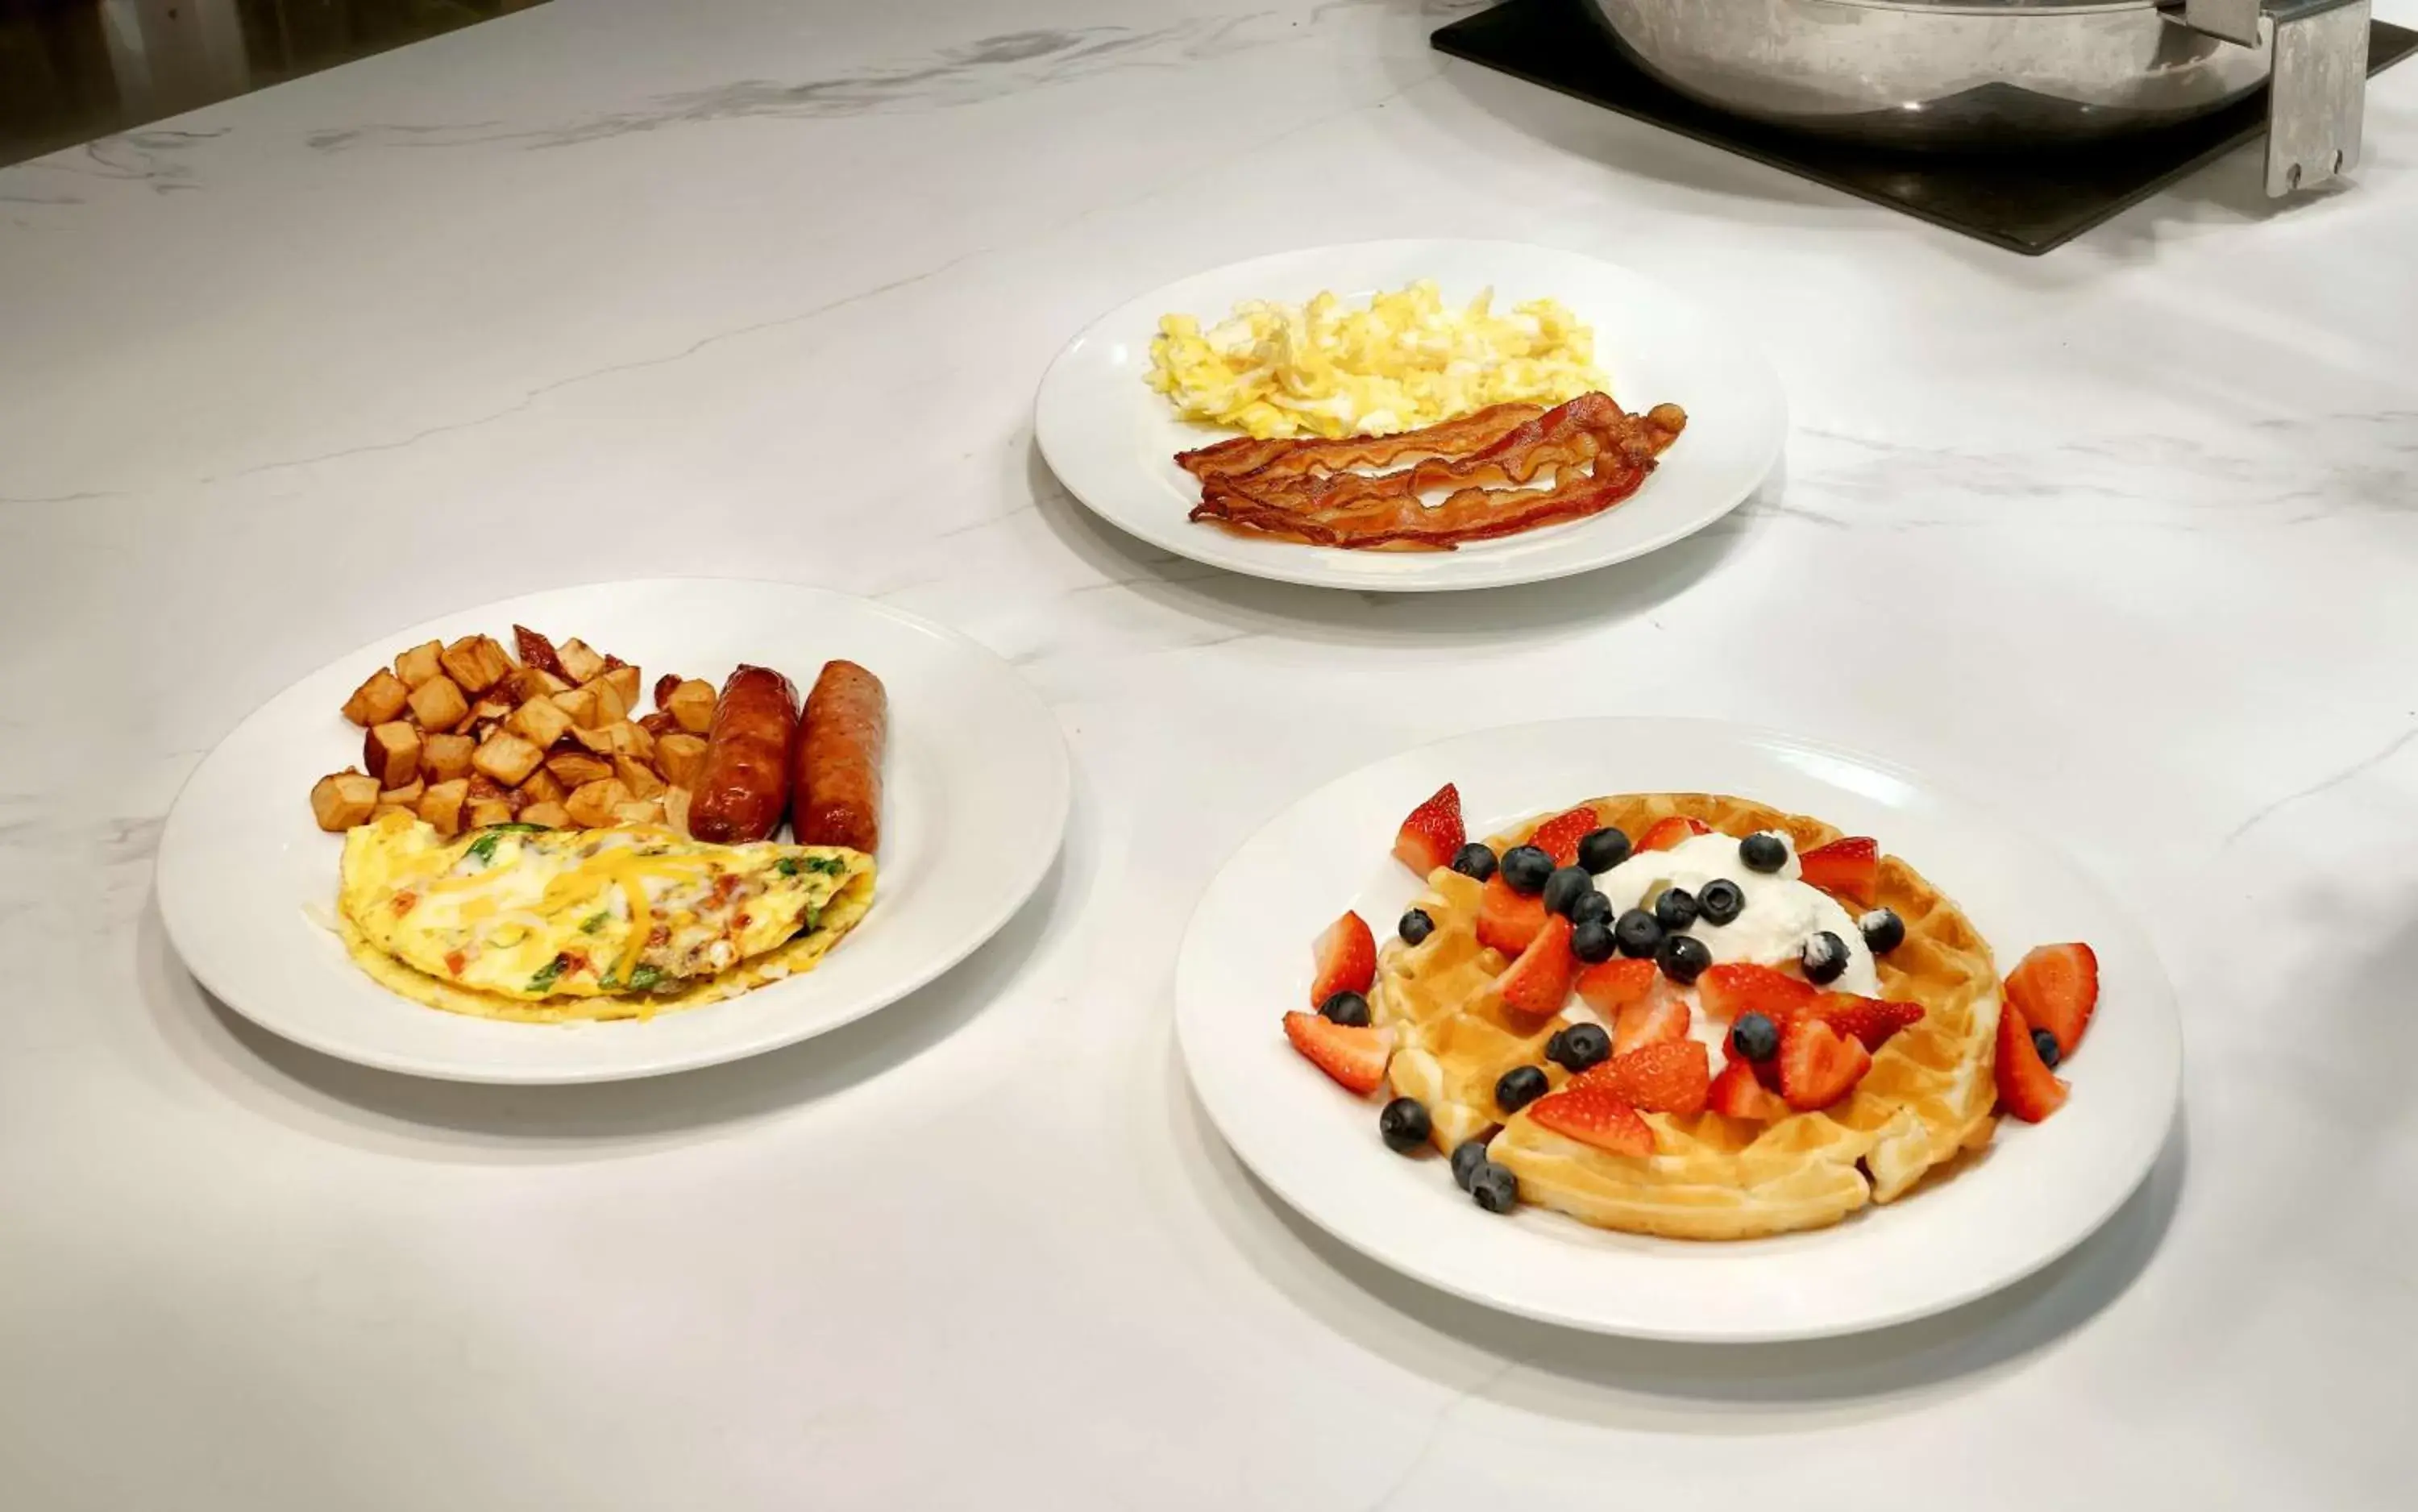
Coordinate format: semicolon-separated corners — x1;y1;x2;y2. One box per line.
1033;236;1789;593
1173;715;2183;1342
155;574;1071;1086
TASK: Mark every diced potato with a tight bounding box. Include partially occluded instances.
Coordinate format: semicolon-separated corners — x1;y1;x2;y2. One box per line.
371;803;417;822
520;767;567;806
472;729;545;787
466;771;508;801
665;679;716;735
558;638;607;684
546;750;614;788
508;696;575;750
505;665;570;703
422;732;476;783
393;641;444;688
613;755;664;800
663;785;692;837
602;663;642;713
584;675;629;727
638;711;675;739
466;798;516;829
614;720;655;762
310;771;380;832
613;799;665;827
551;685;600;729
654;673;683;708
564;778;632;829
418;778;469;837
440;634;514;696
363;721;422;789
342;668;409;728
654;732;708;787
379;779;425;808
513;625;566;679
571;725;615;757
518;801;571;829
407;675;470;733
469;694;515;725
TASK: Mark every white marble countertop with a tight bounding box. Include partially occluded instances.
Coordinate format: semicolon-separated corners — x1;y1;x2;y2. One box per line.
5;1;2415;1506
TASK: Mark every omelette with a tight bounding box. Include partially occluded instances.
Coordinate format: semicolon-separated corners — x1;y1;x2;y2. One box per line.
336;813;876;1023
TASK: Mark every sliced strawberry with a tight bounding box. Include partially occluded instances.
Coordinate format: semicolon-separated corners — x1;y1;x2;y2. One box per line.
1496;916;1577;1018
1613;993;1692;1056
1804;992;1926;1051
1708;1057;1792;1120
1475;874;1548;956
1776;1016;1872;1111
1527;1082;1656;1157
1575;956;1658;1016
1392;783;1465;878
1798;837;1879;905
2006;943;2099;1057
1308;912;1377;1009
1576;1038;1710;1115
1527;804;1602;866
1697;962;1817;1025
1994;1001;2068;1122
1636;815;1711;853
1283;1011;1392;1095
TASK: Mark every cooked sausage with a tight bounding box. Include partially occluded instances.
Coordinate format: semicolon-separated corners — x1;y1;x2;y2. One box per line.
791;660;887;853
684;665;798;843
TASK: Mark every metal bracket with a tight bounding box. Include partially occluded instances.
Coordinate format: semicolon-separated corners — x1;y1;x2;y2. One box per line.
2170;0;2370;195
2263;0;2370;195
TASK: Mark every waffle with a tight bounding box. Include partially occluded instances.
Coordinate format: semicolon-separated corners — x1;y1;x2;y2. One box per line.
1373;793;2001;1240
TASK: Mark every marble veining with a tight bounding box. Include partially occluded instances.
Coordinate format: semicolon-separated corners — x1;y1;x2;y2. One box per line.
1;0;2415;1507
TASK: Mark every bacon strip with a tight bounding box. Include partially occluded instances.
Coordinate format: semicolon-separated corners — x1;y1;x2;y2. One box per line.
1181;395;1687;551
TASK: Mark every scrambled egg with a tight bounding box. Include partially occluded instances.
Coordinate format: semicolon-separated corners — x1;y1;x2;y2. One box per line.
336;813;875;1022
1145;280;1608;440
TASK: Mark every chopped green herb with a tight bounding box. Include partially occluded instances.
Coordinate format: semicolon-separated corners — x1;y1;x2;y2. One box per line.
803;906;821;933
465;822;546;865
626;965;663;992
775;858;800;877
580;911;609;934
805;855;846;876
526;953;571;993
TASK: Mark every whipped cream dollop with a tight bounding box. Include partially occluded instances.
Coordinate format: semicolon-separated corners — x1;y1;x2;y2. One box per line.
1573;830;1878;1050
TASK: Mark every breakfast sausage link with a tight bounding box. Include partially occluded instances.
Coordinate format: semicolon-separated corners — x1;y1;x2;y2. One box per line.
684;665;799;843
791;660;887;854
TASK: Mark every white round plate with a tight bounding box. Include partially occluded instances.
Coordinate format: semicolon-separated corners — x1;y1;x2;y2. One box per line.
1034;239;1785;592
1175;719;2181;1342
158;579;1070;1085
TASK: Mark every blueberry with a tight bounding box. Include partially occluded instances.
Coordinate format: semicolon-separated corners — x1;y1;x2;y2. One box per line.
1398;908;1435;946
1656;933;1712;985
1543;866;1596;918
1450;843;1499;882
1450;1138;1493;1190
1568;890;1614;926
1739;833;1789;874
1500;845;1554;895
1577;827;1632;874
1801;930;1850;986
1859;907;1905;954
1570;919;1617;964
1612;908;1664;958
1729;1011;1779;1062
1494;1064;1549;1114
1379;1097;1432;1153
1697;879;1745;927
1653;886;1700;932
1552;1021;1611;1073
1319;991;1371;1028
2033;1028;2063;1069
1470;1161;1520;1214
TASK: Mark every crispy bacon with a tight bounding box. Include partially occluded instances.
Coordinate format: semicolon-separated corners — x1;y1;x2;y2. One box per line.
1180;394;1686;551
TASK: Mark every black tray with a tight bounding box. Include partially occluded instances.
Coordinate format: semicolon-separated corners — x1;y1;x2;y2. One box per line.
1432;0;2416;254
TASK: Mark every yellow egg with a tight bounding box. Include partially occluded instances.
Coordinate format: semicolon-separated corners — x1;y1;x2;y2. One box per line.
1145;280;1609;440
